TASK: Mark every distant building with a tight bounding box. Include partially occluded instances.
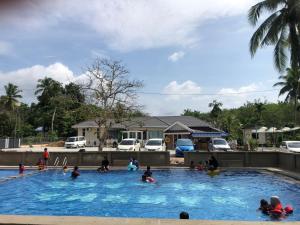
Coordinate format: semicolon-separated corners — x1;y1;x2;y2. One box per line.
72;116;227;150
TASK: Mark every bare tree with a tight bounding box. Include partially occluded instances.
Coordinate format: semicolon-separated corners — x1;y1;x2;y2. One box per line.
83;58;143;150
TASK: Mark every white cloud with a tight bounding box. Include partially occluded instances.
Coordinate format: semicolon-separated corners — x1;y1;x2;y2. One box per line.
141;81;280;115
1;0;257;51
218;83;258;96
0;41;13;56
0;63;77;103
168;51;185;62
163;80;201;100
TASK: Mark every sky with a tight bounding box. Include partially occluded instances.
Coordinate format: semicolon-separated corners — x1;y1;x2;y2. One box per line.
0;0;284;115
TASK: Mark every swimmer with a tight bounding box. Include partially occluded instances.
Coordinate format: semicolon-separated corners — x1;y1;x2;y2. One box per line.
269;196;283;219
71;166;80;179
144;165;152;177
19;163;25;175
141;174;155;183
63;165;68;173
258;199;271;215
180;211;189;219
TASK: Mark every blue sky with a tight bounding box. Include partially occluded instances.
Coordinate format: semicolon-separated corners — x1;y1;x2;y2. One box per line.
0;0;283;115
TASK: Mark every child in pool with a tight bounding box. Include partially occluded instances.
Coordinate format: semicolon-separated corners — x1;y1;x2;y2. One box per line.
71;166;80;179
19;163;25;175
258;199;271;215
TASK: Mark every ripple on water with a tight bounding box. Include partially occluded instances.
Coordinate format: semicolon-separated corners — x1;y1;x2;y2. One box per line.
103;183;123;189
178;196;202;206
189;183;212;191
212;196;246;207
46;182;69;189
102;194;129;203
138;195;167;205
35;193;61;201
164;183;183;190
65;193;97;202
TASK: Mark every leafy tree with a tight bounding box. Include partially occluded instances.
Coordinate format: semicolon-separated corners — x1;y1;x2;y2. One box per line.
35;77;63;106
1;83;22;111
273;67;300;125
248;0;300;72
208;100;223;120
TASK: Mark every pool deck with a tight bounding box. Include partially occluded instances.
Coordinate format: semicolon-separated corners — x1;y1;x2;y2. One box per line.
0;215;299;225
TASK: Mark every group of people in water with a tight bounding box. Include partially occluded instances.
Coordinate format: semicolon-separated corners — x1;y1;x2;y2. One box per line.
189;155;219;173
258;196;293;219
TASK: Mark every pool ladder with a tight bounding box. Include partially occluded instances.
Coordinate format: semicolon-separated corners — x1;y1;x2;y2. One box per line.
53;156;68;169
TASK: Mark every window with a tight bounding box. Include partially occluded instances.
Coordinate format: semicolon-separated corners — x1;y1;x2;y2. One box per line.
129;132;136;138
123;132;128;139
82;129;86;137
137;132;142;140
148;131;163;139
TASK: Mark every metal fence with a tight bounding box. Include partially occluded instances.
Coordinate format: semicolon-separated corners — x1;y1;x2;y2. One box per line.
0;138;20;149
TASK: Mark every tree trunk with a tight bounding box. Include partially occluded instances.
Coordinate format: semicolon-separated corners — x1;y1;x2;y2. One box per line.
51;107;57;133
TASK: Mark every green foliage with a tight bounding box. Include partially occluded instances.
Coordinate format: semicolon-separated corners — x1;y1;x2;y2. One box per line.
248;0;300;72
248;138;258;151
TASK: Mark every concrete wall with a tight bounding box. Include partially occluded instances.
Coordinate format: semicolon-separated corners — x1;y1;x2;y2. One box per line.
0;151;170;167
184;151;279;168
278;152;300;172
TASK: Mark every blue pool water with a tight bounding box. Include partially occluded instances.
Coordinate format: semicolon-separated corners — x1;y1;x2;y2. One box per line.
0;169;299;221
0;170;25;178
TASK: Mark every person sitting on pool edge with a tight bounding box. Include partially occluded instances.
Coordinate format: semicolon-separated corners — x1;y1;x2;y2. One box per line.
101;156;110;171
71;166;80;179
37;158;45;170
189;161;195;170
179;211;189;219
208;156;219;171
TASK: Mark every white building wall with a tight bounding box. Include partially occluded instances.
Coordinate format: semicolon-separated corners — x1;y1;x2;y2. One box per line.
78;127;100;147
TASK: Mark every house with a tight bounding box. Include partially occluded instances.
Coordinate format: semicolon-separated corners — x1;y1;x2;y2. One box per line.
72;116;227;150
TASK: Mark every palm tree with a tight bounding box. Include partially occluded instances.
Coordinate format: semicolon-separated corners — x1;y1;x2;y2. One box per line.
248;0;300;72
273;67;300;124
2;83;22;111
35;77;63;105
208;100;223;120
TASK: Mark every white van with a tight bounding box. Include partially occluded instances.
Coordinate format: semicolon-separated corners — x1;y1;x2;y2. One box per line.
65;136;86;148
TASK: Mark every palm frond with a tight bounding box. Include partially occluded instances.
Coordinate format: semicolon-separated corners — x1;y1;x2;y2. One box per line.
274;26;288;72
261;11;285;46
250;12;278;56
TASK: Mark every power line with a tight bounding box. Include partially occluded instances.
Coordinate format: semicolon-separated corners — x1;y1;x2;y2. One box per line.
137;89;280;96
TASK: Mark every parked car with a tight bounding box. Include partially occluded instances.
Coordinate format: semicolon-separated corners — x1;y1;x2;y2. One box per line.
175;138;194;157
280;141;300;152
208;138;231;151
65;136;86;148
145;138;166;151
117;138;140;151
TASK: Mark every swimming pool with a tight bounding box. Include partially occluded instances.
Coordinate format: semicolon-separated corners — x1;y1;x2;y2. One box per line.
0;169;25;179
0;169;299;221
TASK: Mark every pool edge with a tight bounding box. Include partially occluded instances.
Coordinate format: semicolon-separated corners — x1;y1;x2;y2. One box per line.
0;215;299;225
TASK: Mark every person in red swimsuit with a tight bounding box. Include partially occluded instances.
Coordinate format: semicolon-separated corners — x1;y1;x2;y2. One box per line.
43;148;50;168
